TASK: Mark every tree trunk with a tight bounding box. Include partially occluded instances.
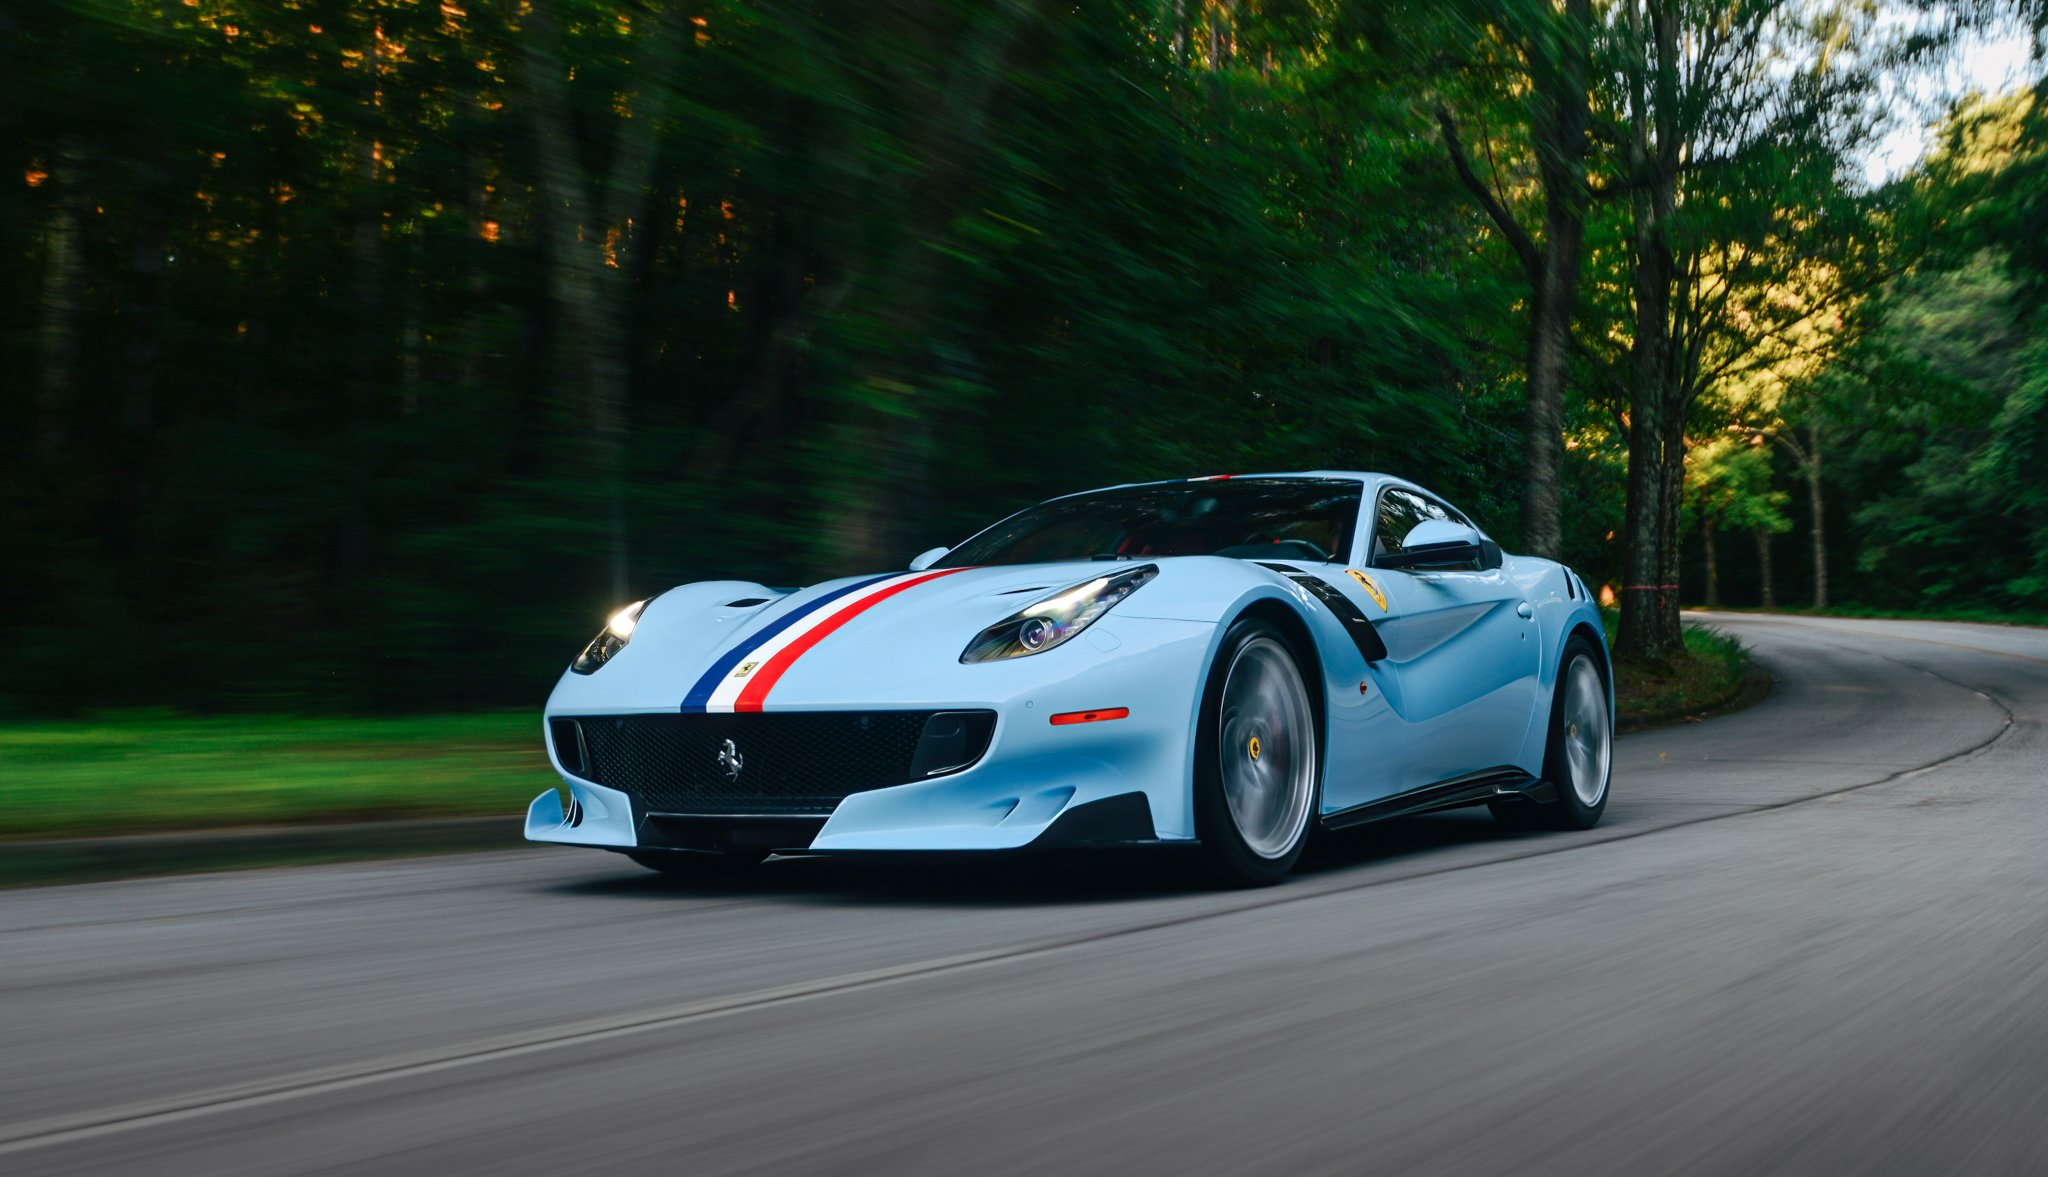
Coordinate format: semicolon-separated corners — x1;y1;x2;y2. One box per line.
1614;0;1682;661
115;167;167;562
111;0;181;561
522;0;681;601
1435;0;1590;561
1521;240;1577;562
352;23;385;401
337;17;387;597
455;146;494;393
1806;423;1827;609
1702;518;1719;607
1654;409;1686;647
1756;527;1776;609
1617;397;1668;660
36;138;86;460
1517;0;1592;561
400;232;423;415
821;0;1044;571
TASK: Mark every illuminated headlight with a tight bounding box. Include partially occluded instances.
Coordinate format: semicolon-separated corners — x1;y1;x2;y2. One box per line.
961;566;1157;663
571;599;648;675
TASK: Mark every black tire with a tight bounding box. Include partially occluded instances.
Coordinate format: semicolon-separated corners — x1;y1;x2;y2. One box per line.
1493;633;1612;831
624;848;769;876
1192;616;1323;886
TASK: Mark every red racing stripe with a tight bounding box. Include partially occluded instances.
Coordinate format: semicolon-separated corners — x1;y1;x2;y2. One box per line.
732;567;971;712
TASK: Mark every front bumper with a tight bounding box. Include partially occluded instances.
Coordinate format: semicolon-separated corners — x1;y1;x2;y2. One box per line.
526;615;1215;852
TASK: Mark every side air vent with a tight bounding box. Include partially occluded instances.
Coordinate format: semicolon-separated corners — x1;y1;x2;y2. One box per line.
549;718;589;777
1563;569;1577;599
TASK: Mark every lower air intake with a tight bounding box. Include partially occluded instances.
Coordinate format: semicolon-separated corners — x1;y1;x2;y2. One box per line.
558;710;997;816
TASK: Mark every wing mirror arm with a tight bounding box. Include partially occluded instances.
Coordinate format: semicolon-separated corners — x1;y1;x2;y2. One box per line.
909;546;951;572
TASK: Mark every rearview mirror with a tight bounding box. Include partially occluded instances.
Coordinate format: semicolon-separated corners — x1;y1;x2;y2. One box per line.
909;546;950;572
1373;520;1483;570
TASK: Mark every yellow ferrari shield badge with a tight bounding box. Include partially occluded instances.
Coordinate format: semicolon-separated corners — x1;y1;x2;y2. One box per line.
1345;569;1388;612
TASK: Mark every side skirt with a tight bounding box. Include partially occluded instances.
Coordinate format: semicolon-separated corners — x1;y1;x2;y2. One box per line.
1319;767;1553;831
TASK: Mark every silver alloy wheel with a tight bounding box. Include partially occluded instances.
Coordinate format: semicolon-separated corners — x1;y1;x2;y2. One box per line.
1217;635;1317;859
1561;653;1611;806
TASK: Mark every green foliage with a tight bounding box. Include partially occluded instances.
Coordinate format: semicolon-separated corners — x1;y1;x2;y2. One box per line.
2;0;2040;712
0;0;1527;713
1685;438;1791;535
1819;87;2048;616
0;711;545;839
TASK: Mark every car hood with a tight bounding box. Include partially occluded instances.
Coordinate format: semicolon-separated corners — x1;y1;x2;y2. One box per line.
605;560;1186;709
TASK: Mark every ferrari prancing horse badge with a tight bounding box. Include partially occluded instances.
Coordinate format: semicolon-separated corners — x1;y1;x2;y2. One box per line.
1345;569;1388;612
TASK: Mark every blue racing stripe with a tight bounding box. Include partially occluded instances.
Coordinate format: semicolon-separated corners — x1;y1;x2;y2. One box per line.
679;573;898;712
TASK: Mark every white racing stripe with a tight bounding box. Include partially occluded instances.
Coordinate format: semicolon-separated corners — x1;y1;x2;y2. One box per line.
699;570;934;712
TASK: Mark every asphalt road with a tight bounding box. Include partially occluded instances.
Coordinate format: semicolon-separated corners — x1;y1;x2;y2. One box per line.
3;614;2044;1176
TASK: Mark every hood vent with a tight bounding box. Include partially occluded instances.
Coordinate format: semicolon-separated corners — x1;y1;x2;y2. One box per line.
725;597;772;608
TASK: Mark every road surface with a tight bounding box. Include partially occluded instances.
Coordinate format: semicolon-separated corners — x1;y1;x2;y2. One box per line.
2;614;2043;1175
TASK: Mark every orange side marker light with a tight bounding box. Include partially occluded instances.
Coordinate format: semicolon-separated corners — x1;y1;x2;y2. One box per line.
1050;707;1129;726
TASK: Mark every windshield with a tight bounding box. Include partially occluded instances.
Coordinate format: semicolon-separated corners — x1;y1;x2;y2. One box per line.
941;478;1364;567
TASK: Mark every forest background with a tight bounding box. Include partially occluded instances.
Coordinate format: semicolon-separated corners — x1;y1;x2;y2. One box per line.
5;0;2045;718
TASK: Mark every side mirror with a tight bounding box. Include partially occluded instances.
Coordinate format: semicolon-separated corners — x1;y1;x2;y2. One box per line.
909;546;951;572
1374;520;1483;570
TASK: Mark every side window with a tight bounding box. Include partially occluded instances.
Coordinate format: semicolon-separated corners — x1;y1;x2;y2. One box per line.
1372;487;1482;572
1372;489;1433;561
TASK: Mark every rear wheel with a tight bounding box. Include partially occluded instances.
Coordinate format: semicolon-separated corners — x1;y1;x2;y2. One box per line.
1492;634;1611;830
624;848;769;876
1194;618;1321;886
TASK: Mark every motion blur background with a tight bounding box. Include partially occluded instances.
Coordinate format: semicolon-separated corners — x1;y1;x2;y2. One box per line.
1;0;2042;722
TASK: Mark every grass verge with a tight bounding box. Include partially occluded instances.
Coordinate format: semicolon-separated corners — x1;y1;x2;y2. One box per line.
0;711;547;843
2;623;1764;884
1610;622;1758;730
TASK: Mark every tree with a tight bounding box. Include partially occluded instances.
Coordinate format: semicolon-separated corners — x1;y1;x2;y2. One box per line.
519;0;688;601
1607;0;1889;656
1434;0;1597;560
1684;434;1788;606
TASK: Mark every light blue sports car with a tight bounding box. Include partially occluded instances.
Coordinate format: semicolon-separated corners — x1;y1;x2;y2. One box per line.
529;472;1613;884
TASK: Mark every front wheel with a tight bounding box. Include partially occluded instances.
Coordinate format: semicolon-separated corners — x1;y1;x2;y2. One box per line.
1193;618;1322;886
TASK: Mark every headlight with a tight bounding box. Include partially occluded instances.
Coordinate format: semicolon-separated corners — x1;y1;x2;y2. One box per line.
571;599;648;674
960;566;1157;663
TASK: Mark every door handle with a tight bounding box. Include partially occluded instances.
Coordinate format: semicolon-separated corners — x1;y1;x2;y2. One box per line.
1515;601;1534;620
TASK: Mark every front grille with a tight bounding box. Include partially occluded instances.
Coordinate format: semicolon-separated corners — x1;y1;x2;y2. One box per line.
557;711;996;816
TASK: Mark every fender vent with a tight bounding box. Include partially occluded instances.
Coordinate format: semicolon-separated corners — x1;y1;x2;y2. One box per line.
1256;564;1389;663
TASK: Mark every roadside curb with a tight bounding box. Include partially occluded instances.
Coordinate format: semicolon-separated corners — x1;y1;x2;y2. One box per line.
0;815;529;888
